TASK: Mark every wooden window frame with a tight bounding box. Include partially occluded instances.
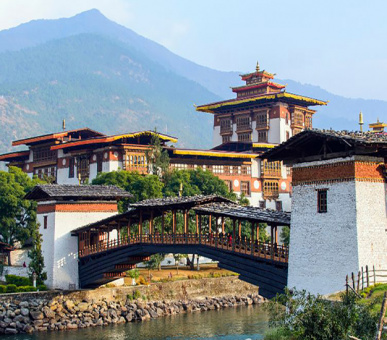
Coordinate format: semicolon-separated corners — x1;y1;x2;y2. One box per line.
241;181;251;197
43;216;48;230
317;189;328;213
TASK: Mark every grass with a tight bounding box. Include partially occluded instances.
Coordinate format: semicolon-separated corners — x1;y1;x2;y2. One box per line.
124;263;237;285
358;283;387;314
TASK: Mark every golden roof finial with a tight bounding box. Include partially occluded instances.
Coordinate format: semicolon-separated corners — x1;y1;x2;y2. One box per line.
359;111;363;132
256;61;260;72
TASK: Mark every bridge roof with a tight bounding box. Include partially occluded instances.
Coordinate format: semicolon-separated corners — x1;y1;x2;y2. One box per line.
194;202;290;225
71;195;233;234
130;195;234;209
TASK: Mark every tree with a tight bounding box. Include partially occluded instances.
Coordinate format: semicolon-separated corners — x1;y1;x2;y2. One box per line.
28;225;47;285
265;289;377;340
280;226;290;246
0;167;44;246
144;253;165;281
173;253;185;275
92;170;163;212
145;130;170;177
163;168;236;200
127;268;140;285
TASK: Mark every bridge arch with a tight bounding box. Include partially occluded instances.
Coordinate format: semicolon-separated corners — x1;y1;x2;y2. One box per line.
72;195;290;299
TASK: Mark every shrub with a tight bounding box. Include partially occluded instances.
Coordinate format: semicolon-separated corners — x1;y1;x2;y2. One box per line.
6;284;17;293
133;290;141;300
138;276;148;285
16;286;37;292
5;275;31;287
37;284;47;291
0;285;6;293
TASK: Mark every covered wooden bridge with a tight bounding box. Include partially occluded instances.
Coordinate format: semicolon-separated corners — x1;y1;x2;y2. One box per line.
72;195;290;298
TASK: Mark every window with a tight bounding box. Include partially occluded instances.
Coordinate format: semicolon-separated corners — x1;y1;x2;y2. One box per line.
43;216;48;229
212;165;224;174
69;158;75;178
256;112;268;129
238;133;251;142
292;110;304;127
258;131;268;142
171;163;188;170
222;135;231;144
78;157;90;183
241;165;251;175
261;160;281;177
97;153;103;173
220;119;232;133
305;115;312;128
286;131;290;141
124;152;147;173
259;201;266;209
225;180;232;192
263;180;279;199
317;189;328;213
33;147;57;162
276;201;282;211
241;181;251;196
34;166;56;182
236;116;251;131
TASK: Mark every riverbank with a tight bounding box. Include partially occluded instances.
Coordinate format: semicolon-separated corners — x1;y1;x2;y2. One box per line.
0;276;264;335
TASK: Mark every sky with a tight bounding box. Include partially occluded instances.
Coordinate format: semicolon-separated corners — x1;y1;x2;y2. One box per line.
1;0;387;101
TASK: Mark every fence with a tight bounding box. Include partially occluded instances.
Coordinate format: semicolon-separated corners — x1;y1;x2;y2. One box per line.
346;265;387;294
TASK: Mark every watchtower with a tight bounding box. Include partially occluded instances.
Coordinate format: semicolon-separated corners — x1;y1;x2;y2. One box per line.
26;185;131;290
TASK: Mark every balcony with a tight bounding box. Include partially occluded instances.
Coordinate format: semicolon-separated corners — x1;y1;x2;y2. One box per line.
263;189;279;200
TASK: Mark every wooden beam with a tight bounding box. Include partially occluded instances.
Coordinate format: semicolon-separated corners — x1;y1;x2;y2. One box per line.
172;210;176;234
221;217;225;233
161;212;165;236
209;215;212;233
196;214;199;234
139;211;143;236
238;220;241;238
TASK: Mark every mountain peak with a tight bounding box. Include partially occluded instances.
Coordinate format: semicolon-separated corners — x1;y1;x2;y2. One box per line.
73;9;107;21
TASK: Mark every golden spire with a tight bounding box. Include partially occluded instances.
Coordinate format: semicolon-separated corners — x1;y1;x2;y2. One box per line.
359;111;363;132
256;61;260;72
62;119;66;131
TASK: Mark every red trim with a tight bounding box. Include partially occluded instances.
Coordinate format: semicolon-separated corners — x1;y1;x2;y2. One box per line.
12;128;104;146
232;82;285;93
37;203;118;213
0;151;30;161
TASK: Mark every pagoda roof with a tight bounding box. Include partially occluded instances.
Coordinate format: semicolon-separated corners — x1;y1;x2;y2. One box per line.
12;128;105;146
0;150;30;162
263;129;387;165
51;131;178;151
211;141;276;153
196;92;327;114
232;81;285;92
25;184;132;201
240;70;275;80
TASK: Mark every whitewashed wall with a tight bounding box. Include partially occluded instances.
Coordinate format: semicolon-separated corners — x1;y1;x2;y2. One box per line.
356;181;387;271
288;180;359;295
38;207;117;290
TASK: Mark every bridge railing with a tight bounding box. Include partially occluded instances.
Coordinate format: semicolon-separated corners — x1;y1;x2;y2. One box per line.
78;233;289;263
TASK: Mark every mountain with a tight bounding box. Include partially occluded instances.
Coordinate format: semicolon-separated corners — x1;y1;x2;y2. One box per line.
0;9;385;154
0;33;218;153
0;9;237;99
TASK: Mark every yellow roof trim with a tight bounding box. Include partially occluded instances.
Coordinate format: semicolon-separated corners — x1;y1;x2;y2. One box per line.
252;143;277;149
111;131;178;143
173;149;257;159
196;92;327;113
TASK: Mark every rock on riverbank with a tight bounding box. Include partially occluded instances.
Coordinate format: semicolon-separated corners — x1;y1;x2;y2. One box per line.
0;277;264;334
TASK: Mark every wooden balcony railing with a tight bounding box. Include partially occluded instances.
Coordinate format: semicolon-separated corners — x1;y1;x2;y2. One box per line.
78;233;289;264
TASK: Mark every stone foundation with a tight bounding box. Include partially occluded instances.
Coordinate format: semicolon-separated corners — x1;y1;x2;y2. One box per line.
0;277;263;334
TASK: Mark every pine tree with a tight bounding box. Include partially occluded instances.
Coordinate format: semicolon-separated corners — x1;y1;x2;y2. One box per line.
28;226;47;285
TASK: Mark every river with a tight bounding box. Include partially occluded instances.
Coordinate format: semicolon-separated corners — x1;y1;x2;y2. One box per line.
6;305;269;340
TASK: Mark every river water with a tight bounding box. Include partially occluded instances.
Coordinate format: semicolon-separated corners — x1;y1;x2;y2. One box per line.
6;305;269;340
